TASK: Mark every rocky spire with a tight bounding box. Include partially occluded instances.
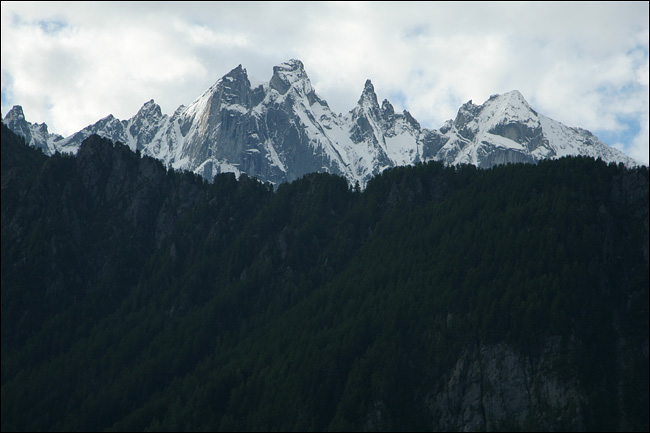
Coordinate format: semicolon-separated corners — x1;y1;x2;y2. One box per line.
3;105;32;145
357;79;380;109
269;59;312;95
381;99;395;117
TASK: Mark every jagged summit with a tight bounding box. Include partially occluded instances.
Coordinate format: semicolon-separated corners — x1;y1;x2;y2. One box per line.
4;105;32;144
482;90;538;126
270;59;312;95
4;106;30;142
381;99;395;117
436;88;641;168
222;64;253;88
357;79;380;108
362;79;375;93
135;100;162;116
227;63;246;75
5;60;642;187
3;104;61;154
5;105;26;122
273;58;307;76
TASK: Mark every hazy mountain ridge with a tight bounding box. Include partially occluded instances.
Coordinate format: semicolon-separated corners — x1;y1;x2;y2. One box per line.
4;59;641;186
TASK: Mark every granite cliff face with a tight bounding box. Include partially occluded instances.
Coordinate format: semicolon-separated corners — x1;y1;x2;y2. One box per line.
427;326;648;432
4;60;642;186
430;338;584;431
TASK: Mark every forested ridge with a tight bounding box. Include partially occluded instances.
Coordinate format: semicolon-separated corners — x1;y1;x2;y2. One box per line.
1;123;648;431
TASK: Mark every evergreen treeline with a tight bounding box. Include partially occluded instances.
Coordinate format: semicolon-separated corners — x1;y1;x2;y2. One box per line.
1;123;648;431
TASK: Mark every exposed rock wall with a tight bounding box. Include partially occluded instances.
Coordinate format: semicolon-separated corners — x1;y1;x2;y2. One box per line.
429;338;585;431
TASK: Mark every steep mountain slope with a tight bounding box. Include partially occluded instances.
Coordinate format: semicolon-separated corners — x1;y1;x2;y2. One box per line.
4;60;642;186
2;126;647;431
2;105;63;155
435;90;637;168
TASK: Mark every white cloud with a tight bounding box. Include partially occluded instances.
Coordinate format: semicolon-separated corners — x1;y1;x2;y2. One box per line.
1;1;648;165
630;114;650;165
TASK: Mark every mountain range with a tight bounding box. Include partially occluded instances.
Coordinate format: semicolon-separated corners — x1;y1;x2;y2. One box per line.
3;59;641;185
2;120;648;431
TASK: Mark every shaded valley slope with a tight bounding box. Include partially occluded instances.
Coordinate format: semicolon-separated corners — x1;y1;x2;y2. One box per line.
1;124;648;431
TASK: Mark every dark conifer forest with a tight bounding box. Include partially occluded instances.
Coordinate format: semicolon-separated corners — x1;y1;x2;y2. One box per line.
1;123;648;431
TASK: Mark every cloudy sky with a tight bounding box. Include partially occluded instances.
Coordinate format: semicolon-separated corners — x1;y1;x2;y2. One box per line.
2;1;648;164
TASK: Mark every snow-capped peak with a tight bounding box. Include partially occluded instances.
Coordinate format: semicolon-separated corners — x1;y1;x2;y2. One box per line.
5;105;26;122
357;79;380;109
479;90;538;127
437;90;640;168
135;99;163;118
5;61;642;188
381;99;395;117
270;59;313;96
222;64;249;83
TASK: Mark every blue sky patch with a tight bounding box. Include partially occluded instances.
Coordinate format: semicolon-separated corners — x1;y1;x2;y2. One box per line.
593;117;641;149
36;19;67;34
